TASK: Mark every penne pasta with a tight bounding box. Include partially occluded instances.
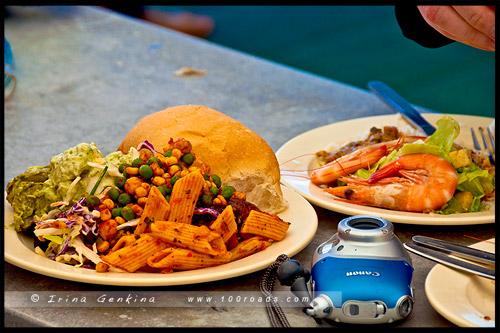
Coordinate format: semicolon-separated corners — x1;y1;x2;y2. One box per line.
240;210;290;241
229;236;272;261
150;220;227;256
168;171;205;224
209;205;237;243
134;185;170;235
147;247;233;271
101;234;167;273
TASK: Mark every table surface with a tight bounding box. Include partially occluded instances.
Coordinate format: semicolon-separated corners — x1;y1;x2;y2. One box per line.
4;6;495;328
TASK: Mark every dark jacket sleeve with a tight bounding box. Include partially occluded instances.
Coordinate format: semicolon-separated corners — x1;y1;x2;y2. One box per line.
395;4;454;48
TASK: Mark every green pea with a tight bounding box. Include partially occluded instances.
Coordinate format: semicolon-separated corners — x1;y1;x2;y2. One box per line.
132;158;144;167
118;193;132;205
111;207;122;218
118;163;129;173
86;194;100;206
139;164;153;180
147;157;162;167
203;174;210;181
115;177;126;188
156;185;166;196
107;187;120;201
211;174;221;188
170;175;180;185
209;186;219;197
180;153;194;166
164;150;172;157
220;186;235;200
201;194;212;205
163;186;172;195
121;206;135;221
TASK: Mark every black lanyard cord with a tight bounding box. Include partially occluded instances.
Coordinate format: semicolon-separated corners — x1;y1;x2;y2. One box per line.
260;254;291;328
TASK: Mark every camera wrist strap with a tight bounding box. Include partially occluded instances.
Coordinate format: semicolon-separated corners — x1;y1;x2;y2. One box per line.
259;254;291;328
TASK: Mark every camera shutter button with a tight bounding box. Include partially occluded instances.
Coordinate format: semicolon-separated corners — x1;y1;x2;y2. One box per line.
376;303;386;315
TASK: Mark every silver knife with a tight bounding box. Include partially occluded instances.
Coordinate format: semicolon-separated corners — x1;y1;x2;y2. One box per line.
404;242;495;280
412;236;495;265
368;81;436;136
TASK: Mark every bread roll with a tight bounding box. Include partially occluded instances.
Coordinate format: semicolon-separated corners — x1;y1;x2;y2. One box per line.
118;105;288;214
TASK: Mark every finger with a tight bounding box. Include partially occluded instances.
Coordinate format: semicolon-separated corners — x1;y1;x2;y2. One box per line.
453;6;495;41
418;6;495;51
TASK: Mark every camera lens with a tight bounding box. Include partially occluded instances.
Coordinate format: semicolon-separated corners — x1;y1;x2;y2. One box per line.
397;296;413;318
337;215;393;242
348;218;383;230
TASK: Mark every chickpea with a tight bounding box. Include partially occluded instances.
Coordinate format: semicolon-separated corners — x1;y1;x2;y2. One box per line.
99;220;118;240
171;148;182;160
152;176;166;186
102;198;115;210
96;239;110;253
131;204;143;216
137;197;148;207
135;186;148;198
126;167;139;176
124;177;142;195
151;163;164;176
139;149;153;161
166;156;178;166
100;209;112;222
115;216;126;225
96;262;110;273
141;182;151;191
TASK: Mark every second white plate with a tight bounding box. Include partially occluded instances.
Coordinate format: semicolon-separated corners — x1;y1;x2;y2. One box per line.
425;238;495;327
276;113;495;225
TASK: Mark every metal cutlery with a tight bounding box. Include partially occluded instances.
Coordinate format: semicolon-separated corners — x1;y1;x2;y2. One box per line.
471;126;495;164
368;81;436;136
404;236;495;280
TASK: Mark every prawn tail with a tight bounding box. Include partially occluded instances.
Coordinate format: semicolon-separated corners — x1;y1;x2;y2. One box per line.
324;185;370;203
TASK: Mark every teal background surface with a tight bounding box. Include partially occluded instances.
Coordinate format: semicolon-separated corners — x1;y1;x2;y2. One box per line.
152;6;495;118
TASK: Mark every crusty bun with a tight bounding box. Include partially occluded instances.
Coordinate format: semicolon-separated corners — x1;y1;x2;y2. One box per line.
118;105;288;214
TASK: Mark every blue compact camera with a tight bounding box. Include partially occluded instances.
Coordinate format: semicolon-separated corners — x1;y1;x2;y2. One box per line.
278;215;414;324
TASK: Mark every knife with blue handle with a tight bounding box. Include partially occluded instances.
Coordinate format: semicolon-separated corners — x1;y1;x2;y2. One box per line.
368;81;436;136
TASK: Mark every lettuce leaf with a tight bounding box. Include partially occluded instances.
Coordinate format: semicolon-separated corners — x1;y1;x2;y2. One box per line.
398;116;460;162
456;165;495;197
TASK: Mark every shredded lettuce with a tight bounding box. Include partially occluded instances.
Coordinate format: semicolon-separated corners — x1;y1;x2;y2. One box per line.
399;116;460;162
43;235;64;244
424;116;461;155
456;165;495;197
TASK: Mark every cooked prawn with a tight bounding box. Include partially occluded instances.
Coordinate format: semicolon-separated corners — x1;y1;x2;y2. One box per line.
324;153;458;212
310;136;423;185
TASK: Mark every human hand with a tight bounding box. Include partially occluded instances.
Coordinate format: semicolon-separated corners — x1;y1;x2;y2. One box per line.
417;6;495;51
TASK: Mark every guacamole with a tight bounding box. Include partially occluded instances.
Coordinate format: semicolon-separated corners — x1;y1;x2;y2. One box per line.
6;142;135;232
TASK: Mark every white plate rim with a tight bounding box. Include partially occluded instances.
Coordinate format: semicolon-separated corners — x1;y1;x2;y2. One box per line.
424;238;496;327
4;186;318;286
276;113;495;225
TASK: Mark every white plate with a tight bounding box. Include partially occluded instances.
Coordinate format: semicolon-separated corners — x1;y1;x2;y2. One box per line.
425;238;495;327
276;113;495;225
4;186;318;286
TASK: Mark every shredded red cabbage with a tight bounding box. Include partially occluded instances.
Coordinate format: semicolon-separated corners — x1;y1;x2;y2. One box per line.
137;140;161;155
194;207;220;217
56;237;71;256
81;223;90;235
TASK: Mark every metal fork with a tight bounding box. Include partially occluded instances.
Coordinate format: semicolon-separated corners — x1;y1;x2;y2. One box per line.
471;126;495;164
